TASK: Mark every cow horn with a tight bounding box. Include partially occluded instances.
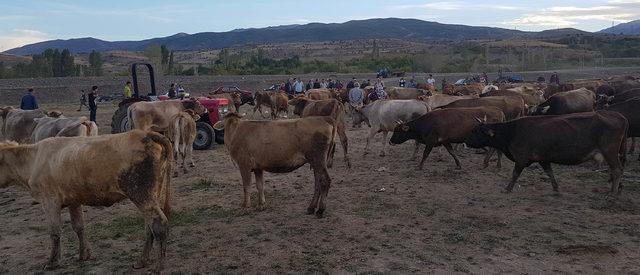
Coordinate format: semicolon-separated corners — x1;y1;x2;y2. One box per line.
474;117;483;124
396;119;404;125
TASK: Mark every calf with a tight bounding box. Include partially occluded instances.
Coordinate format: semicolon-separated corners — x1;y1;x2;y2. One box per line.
128;98;206;132
0;130;173;273
288;97;350;168
390;107;505;169
465;111;628;194
353;99;429;157
534;88;595;115
32;116;98;142
253;91;289;119
213;113;335;218
442;96;525;120
166;110;200;176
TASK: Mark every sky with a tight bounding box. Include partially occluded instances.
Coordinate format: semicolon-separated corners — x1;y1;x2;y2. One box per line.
1;0;639;51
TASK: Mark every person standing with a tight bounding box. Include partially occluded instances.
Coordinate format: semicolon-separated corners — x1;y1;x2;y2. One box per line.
320;78;328;89
482;72;489;85
306;79;313;91
427;74;436;88
20;88;39;110
294;78;304;94
168;83;177;99
88;86;98;123
348;84;365;127
313;79;321;89
77;90;88;111
346;78;356;90
408;77;417;88
124;81;133;98
550;72;560;85
374;77;387;100
284;78;293;95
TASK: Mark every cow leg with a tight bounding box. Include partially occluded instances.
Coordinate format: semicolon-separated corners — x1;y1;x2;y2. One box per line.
496;150;502;169
133;219;153;269
540;162;559;192
327;142;335;168
307;173;321;215
337;121;351;168
254;170;266;210
149;206;169;274
411;141;421;161
505;164;525;192
69;205;91;261
380;131;389;157
313;163;331;218
629;137;635;155
364;128;377;155
443;143;462;169
187;143;195;168
603;152;624;196
240;169;252;208
42;200;62;270
418;144;434;170
483;148;502;169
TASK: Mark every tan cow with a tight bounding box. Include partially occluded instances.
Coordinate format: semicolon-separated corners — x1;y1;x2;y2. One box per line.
166;110;200;176
288;97;350;168
213;113;335;218
1;108;61;143
31;116;98;142
306;89;333;100
209;92;241;112
0;130;172;273
388;87;429;100
128;98;206;132
418;94;479;110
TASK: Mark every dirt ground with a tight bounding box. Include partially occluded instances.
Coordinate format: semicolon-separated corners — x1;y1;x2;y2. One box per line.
1;101;640;274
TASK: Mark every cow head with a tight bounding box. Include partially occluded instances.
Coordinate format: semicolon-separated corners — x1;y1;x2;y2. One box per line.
213;112;243;131
389;120;417;145
184;109;201;121
287;97;309;116
182;98;206;115
46;111;64;118
465;121;496;149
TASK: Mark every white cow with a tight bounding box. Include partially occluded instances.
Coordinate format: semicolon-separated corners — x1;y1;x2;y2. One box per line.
353;99;429;157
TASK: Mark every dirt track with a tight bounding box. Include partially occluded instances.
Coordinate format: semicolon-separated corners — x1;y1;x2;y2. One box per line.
1;101;640;274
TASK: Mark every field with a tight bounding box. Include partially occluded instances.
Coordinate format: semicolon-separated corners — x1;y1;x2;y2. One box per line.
1;90;640;274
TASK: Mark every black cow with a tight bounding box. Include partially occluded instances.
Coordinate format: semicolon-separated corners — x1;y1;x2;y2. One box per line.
465;111;628;194
604;98;640;159
390;107;505;169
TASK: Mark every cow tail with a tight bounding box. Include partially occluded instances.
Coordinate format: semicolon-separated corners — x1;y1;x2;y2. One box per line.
55;119;95;137
145;132;173;218
620;120;629;168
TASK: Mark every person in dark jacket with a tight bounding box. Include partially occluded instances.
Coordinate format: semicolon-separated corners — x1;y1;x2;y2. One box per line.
313;79;321;89
549;72;560;85
20;88;39;110
284;78;293;95
346;78;356;90
306;79;313;91
168;83;177;99
88;85;98;123
77;90;87;111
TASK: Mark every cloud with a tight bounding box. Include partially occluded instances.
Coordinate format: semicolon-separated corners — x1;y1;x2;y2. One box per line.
0;29;49;51
503;1;640;29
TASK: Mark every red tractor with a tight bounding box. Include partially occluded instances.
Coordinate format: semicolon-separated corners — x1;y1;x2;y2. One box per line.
110;63;230;150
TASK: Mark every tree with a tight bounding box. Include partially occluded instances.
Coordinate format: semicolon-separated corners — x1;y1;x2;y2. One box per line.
89;50;103;76
161;45;170;65
168;51;174;75
60;49;75;76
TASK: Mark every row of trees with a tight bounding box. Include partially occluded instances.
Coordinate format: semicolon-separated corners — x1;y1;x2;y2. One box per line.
0;49;103;79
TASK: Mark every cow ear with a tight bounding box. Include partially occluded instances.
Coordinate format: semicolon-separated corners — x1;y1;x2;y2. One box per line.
483;115;487;122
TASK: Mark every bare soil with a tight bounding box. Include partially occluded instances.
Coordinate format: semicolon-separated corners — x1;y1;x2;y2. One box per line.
1;100;640;274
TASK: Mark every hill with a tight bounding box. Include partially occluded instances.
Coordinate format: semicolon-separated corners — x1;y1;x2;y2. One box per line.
4;18;537;55
599;20;640;35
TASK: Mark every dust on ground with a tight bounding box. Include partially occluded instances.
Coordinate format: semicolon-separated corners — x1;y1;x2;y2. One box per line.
1;102;640;274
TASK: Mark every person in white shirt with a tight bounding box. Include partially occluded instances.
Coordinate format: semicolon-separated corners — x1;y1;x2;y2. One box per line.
426;74;436;87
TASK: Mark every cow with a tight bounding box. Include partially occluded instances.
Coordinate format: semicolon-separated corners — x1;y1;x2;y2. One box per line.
455;83;485;95
128;98;206;132
465;111;627;194
352;100;429;157
388;87;429;100
602;98;640;159
1;108;61;143
544;83;574;99
212;113;335;218
480;89;545;113
306;89;333;100
32;116;98;142
0;130;173;273
600;88;640;107
390;107;505;169
442;96;525;120
568;79;605;92
166;110;200;176
288;97;350;168
596;84;616;97
533;88;595;116
253;91;289;119
210;92;242;112
419;94;478;110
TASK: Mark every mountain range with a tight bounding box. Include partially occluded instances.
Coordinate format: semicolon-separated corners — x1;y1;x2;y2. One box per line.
3;18;633;55
599;20;640;35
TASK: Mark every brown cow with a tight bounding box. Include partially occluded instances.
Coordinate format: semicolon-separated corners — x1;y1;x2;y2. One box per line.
166;110;200;176
0;130;173;273
455;83;485;95
442;96;525;120
253;91;289;119
213;113;336;217
128;98;206;132
288;97;350;168
32;116;98;142
533;88;595;116
480;90;545;113
390;107;505;169
466;111;627;194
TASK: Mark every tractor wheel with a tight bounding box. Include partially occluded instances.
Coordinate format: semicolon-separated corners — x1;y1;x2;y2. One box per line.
111;104;131;134
193;121;214;150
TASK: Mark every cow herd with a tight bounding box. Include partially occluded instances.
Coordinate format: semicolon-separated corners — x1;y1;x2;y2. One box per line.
1;74;640;273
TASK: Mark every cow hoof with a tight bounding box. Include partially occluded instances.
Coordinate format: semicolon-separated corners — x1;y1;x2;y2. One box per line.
306;207;316;215
173;172;178;178
43;262;60;270
189;163;196;168
79;250;92;261
133;259;149;269
379;152;386;157
315;209;325;218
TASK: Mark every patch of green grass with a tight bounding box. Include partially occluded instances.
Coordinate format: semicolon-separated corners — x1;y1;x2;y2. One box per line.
191;178;216;190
